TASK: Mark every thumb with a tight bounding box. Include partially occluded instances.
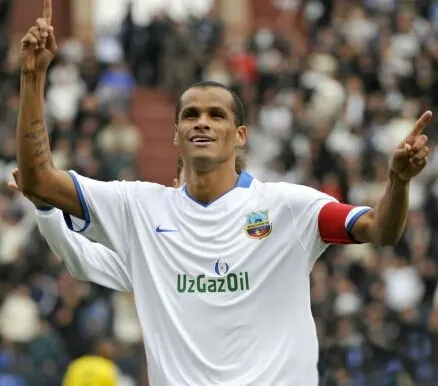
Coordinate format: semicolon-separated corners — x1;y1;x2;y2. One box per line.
393;144;411;160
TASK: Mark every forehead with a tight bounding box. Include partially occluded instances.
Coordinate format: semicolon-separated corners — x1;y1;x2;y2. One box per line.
180;87;234;112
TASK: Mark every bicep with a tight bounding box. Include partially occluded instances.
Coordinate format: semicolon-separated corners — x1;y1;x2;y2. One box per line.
37;209;132;292
282;183;372;270
60;171;135;257
79;242;132;292
33;169;84;219
349;210;375;244
64;239;132;292
318;202;372;244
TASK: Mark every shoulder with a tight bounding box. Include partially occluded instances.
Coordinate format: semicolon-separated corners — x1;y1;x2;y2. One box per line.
251;180;337;206
70;170;173;198
123;181;181;209
127;180;173;196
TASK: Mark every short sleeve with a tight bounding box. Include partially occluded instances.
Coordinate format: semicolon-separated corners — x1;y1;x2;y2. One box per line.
282;184;337;267
36;208;132;292
63;171;138;258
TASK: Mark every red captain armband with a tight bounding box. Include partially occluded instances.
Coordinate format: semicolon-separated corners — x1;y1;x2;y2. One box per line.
318;202;371;244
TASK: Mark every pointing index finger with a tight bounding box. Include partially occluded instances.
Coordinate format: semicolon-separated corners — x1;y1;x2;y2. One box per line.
409;110;433;137
43;0;52;25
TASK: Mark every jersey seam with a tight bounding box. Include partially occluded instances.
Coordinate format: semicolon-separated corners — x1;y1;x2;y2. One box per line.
120;182;134;290
63;261;87;282
283;190;312;269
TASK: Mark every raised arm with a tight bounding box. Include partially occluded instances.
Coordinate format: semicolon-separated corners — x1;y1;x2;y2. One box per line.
350;111;433;245
17;0;83;218
9;169;132;291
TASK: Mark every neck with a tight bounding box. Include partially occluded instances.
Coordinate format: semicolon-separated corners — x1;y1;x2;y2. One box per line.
184;160;239;204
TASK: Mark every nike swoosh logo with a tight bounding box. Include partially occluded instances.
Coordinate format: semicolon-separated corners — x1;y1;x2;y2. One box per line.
156;226;179;233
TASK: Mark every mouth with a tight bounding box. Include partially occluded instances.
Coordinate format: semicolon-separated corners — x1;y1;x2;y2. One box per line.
189;135;216;145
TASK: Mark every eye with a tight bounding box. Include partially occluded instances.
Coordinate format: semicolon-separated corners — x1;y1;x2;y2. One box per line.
210;109;225;120
182;108;198;120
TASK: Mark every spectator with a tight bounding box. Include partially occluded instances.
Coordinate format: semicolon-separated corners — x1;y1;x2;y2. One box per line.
97;108;140;179
46;56;86;123
95;61;135;111
162;21;201;94
0;285;39;344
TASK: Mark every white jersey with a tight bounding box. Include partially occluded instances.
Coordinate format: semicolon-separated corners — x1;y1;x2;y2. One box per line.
62;170;369;386
35;208;131;292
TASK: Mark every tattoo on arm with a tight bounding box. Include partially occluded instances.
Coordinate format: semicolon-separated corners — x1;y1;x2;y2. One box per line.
31;119;43;126
23;118;51;175
24;126;45;140
32;140;50;158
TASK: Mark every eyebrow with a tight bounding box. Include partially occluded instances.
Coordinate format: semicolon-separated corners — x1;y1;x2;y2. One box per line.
181;105;229;115
181;106;198;116
209;106;228;114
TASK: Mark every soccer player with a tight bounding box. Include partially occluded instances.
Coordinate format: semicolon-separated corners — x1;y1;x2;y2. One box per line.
8;151;246;288
9;167;134;292
16;1;432;384
9;153;245;386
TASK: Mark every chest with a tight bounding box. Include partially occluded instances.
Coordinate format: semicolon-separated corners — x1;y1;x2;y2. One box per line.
131;197;303;287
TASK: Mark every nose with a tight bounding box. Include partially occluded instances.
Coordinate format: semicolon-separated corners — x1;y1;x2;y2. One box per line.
194;114;210;131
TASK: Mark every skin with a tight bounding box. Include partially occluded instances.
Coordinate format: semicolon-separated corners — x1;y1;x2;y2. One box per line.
174;86;247;203
16;0;433;246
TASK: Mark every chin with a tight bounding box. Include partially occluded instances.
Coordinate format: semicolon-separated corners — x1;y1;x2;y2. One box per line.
191;155;217;172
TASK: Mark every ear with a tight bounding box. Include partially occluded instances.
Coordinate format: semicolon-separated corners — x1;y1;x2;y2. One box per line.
173;124;179;147
236;125;248;148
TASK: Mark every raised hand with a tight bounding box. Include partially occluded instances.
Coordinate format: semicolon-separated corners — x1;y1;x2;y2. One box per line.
20;0;57;73
389;111;433;182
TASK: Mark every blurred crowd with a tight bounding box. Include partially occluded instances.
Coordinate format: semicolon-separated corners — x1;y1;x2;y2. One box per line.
1;0;438;384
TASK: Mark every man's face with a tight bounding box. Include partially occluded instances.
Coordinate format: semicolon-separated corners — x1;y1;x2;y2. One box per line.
174;87;247;171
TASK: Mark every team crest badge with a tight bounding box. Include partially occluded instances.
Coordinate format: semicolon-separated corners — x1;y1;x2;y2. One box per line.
244;210;272;240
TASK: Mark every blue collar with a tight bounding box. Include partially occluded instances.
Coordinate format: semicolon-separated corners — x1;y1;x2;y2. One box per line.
183;171;253;207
